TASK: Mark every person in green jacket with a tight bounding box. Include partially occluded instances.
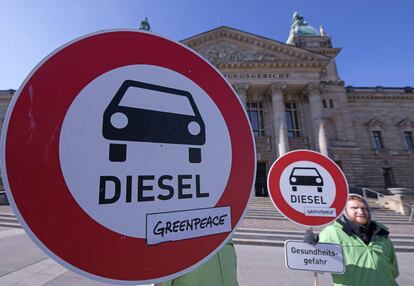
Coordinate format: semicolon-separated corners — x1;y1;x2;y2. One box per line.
157;240;238;286
317;194;399;286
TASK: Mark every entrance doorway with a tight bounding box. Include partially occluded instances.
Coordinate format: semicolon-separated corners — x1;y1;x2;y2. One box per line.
255;162;268;197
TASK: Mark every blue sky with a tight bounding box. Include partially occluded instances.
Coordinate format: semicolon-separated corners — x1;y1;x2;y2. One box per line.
1;0;413;89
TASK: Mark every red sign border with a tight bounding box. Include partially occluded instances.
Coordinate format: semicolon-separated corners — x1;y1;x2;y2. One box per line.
1;30;256;284
267;150;348;227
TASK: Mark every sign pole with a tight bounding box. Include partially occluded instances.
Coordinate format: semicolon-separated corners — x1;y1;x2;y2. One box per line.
314;272;320;286
307;227;320;286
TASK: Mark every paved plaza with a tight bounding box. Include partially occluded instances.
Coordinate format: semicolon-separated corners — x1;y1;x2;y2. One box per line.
1;224;414;286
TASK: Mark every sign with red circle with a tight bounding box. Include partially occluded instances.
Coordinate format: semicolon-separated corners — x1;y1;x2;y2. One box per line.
267;150;348;226
0;30;256;284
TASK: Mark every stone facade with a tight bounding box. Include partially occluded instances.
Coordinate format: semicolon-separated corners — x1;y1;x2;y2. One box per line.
181;25;413;195
0;21;413;196
346;87;414;191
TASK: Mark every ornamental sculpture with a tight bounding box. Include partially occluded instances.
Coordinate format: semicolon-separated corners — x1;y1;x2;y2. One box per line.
199;41;279;62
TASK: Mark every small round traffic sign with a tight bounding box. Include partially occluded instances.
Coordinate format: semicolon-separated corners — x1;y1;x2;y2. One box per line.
267;150;348;226
0;30;256;284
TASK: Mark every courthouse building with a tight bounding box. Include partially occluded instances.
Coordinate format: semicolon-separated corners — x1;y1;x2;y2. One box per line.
1;13;413;197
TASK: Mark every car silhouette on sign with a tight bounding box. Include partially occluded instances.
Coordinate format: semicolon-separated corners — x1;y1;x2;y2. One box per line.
289;167;323;192
102;80;205;163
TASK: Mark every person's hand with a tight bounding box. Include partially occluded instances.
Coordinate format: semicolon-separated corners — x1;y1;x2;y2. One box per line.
304;229;319;245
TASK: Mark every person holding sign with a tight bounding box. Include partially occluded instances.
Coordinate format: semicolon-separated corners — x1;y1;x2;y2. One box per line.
316;194;399;286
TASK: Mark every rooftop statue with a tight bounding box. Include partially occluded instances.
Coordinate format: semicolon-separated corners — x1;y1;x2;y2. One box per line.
139;17;151;31
320;25;327;36
291;11;307;27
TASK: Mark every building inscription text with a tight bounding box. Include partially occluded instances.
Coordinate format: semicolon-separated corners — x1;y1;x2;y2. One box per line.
223;73;290;79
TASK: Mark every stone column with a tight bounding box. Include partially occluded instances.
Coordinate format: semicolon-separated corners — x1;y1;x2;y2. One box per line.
307;84;329;156
270;83;289;156
233;83;249;108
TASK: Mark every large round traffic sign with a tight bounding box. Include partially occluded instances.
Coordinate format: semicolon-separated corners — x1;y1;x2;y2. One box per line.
0;30;256;284
267;150;348;226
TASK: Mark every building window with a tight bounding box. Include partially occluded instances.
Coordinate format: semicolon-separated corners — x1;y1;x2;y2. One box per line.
329;99;334;108
372;131;384;150
404;131;414;150
285;102;301;137
247;102;265;136
322;99;327;108
255;163;268;197
383;167;395;188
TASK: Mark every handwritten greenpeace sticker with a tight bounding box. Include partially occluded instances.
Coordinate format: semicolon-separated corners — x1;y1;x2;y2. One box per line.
147;207;231;245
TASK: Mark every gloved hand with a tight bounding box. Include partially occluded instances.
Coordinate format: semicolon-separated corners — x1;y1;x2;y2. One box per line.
304;229;319;245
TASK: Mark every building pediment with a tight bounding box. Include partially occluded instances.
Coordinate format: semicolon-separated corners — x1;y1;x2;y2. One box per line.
197;40;283;62
181;26;330;67
397;118;414;130
365;118;384;129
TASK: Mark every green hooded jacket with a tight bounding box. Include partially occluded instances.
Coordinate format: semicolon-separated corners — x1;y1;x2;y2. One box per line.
319;220;399;286
158;241;238;286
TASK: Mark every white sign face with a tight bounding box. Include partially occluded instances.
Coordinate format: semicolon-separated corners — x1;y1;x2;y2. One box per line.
285;240;345;273
280;161;336;216
59;64;232;239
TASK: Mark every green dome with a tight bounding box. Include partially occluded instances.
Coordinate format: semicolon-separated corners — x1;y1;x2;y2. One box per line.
286;12;319;44
294;24;318;36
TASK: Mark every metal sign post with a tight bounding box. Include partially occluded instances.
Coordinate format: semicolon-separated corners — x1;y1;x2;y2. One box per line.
314;271;320;286
307;227;320;286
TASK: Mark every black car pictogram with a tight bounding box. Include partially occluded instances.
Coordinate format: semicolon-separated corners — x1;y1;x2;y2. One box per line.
102;80;205;163
289;167;323;192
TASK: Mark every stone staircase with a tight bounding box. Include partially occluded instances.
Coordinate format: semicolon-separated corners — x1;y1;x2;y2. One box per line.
242;197;413;225
1;197;413;251
233;227;414;252
233;197;414;252
0;212;20;228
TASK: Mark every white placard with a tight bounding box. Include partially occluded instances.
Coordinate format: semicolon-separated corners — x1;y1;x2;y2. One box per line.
285;240;345;273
